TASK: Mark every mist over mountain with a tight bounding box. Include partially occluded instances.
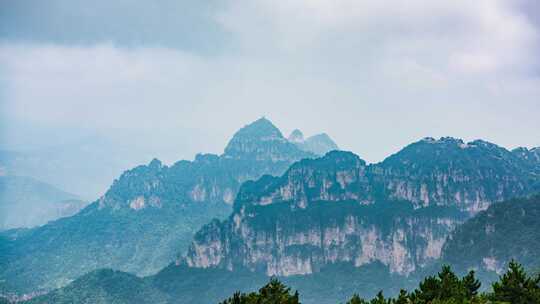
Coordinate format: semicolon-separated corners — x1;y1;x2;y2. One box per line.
0;175;87;230
3;1;540;302
2;119;539;303
0;139;143;201
287;129;339;156
0;118;326;295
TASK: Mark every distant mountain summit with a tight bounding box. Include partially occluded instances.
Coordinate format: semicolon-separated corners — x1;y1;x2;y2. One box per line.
287;129;304;143
223;118;314;162
512;146;540;174
287;129;339;156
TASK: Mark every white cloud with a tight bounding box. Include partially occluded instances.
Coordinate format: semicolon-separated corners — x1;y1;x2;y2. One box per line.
1;0;539;163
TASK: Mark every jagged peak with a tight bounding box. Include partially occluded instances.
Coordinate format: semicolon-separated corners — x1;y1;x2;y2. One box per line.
223;118;287;156
321;150;361;162
512;146;540;164
382;137;513;167
233;150;366;210
231;117;283;139
222;118;315;161
290;131;339;156
194;153;219;163
421;136;464;145
287;150;365;173
148;158;163;169
306;133;339;147
512;147;529;153
467;139;498;147
417;137;505;150
288;129;304;143
513;146;540;153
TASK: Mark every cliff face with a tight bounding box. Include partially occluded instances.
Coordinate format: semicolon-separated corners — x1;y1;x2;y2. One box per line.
441;195;540;275
185;139;540;277
186;203;462;276
375;138;535;213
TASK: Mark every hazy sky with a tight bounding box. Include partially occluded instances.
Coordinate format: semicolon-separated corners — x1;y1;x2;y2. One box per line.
1;0;540;164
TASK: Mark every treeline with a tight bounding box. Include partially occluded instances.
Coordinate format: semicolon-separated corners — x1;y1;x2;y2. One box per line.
219;261;540;304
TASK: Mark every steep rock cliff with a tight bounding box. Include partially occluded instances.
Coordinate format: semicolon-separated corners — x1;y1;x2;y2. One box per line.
185;140;540;277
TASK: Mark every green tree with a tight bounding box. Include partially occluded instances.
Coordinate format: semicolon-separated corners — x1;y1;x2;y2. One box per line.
412;264;482;303
219;278;300;304
438;265;464;300
370;291;390;304
392;289;409;304
461;270;481;298
347;294;368;304
491;260;540;304
414;274;441;302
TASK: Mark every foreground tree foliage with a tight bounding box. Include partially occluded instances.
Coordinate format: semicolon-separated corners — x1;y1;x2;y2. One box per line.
219;278;300;304
491;260;540;304
219;261;540;304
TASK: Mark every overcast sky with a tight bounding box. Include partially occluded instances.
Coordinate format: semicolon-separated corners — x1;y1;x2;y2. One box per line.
1;0;539;164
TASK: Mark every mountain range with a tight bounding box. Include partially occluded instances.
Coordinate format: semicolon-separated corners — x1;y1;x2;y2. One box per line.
23;195;540;304
0;118;335;295
184;138;539;278
1;118;539;303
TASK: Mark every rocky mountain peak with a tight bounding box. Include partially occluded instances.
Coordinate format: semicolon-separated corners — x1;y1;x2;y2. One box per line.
227;117;283;142
512;146;540;164
233;151;370;210
302;133;339;155
288;131;339;156
288;129;305;143
384;137;513;165
222;118;313;162
148;158;163;169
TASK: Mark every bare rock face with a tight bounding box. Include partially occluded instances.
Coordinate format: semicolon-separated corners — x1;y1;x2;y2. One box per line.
185;139;539;277
186;206;461;276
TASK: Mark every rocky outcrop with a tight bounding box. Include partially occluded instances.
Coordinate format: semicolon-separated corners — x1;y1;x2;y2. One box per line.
288;129;339;156
185;205;462;276
223;118;314;163
99;118;317;210
185;139;540;277
374;137;535;213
